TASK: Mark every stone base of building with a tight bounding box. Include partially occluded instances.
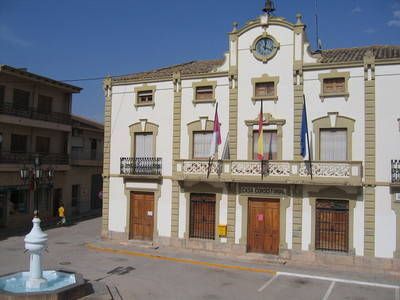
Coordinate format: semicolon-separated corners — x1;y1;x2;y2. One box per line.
104;232;400;274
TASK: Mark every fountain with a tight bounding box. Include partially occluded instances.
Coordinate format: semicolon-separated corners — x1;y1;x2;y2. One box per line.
0;216;90;299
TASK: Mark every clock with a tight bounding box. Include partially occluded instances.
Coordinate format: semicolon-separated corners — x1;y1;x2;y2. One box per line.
251;35;279;62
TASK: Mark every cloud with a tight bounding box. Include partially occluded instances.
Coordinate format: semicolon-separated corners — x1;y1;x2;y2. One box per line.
388;19;400;27
364;28;377;34
387;8;400;27
352;6;362;13
0;25;31;47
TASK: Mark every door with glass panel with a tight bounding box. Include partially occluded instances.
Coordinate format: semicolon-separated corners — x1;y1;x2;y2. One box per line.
135;133;153;175
320;129;347;161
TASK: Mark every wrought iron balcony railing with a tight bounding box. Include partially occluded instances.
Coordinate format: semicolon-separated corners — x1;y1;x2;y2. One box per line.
176;160;363;185
120;157;162;176
391;160;400;183
0;102;72;125
0;151;69;165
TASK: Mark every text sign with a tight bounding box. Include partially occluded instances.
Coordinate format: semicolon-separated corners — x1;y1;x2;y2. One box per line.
257;214;264;222
240;184;286;196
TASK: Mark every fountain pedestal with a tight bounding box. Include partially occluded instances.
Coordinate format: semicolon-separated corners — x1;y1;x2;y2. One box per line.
24;217;48;289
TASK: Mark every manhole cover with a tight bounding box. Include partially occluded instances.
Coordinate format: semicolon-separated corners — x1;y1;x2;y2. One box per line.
59;261;71;265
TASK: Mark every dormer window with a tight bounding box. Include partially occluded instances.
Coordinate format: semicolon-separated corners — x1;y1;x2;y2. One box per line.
323;78;345;94
195;86;213;101
255;82;275;98
137;90;153;104
192;79;217;105
134;85;156;107
319;71;350;101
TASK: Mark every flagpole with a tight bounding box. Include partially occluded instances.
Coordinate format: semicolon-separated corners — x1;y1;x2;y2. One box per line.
303;95;313;179
207;103;219;179
260;101;264;179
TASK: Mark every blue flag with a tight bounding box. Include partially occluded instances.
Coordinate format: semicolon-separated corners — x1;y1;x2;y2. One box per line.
300;99;308;158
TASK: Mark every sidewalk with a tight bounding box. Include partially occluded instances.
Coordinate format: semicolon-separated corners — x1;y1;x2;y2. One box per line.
87;238;400;286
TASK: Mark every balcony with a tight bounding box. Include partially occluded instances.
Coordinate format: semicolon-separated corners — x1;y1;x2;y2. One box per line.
120;157;162;178
0;151;69;165
0;102;71;125
391;160;400;184
71;149;103;166
175;160;363;186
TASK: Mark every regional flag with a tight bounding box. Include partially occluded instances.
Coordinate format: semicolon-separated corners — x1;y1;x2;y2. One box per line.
209;103;222;158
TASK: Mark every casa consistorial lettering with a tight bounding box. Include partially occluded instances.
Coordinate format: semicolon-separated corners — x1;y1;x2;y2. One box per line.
239;184;286;196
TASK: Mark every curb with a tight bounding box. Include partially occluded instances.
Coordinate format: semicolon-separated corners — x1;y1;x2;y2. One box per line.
86;243;276;275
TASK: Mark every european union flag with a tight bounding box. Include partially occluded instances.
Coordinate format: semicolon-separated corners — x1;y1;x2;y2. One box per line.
300;97;308;158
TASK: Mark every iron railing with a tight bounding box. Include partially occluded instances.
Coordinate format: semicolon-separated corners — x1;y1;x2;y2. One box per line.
0;152;69;165
71;149;103;161
0;102;71;125
120;157;162;176
391;160;400;183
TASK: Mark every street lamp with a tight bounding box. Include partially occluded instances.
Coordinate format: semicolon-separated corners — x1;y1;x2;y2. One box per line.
19;156;55;217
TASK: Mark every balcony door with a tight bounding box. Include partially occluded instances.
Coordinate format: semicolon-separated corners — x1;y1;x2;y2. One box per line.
252;130;277;160
320;129;347;161
135;133;153;158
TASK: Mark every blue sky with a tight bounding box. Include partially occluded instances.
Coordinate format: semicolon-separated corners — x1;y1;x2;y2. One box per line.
1;0;399;123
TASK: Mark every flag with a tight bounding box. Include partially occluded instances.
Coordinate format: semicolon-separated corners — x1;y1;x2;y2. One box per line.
257;101;264;160
301;95;313;178
209;103;222;158
300;98;309;158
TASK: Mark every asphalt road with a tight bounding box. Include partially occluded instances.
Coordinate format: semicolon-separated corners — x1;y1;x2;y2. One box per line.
0;217;398;300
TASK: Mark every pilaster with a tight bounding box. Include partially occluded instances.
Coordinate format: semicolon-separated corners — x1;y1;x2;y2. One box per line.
228;29;238;160
363;51;376;257
171;72;182;237
226;183;236;243
101;77;112;238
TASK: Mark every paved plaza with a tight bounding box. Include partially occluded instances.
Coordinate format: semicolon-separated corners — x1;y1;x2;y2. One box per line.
0;218;398;299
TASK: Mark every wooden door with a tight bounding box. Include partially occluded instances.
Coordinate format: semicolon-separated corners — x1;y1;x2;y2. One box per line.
189;194;216;240
248;198;280;254
129;192;154;240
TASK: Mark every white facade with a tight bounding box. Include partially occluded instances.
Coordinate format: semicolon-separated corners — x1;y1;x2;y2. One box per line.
103;10;400;267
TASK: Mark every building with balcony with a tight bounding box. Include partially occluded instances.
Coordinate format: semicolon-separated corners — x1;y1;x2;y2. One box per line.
102;5;400;269
0;65;103;230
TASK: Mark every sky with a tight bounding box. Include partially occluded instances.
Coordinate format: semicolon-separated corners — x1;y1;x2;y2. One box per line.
1;0;399;123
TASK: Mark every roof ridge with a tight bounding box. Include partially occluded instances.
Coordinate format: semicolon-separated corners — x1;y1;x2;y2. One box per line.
321;45;400;52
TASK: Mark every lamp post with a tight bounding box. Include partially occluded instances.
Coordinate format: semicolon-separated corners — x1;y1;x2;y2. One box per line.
19;156;54;217
19;156;55;289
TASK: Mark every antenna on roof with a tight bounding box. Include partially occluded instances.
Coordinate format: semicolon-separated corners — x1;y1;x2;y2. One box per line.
315;0;322;51
263;0;276;16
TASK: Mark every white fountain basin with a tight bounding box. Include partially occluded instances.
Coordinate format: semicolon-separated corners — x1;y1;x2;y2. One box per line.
0;270;76;293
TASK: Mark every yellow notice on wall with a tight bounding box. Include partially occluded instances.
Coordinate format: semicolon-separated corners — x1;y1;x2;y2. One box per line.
218;225;227;237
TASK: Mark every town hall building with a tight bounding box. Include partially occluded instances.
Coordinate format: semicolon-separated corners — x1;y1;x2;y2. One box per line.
102;3;400;269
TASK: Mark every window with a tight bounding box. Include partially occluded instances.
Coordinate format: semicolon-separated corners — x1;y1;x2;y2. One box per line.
193;131;212;159
195;86;213;101
255;82;275;98
315;199;349;252
0;85;4;105
323;78;345;94
13;89;30;110
37;95;52;114
9;190;28;214
189;193;215;240
71;185;80;207
252;130;277;160
11;134;27;153
135;133;153;157
137;90;153;104
35;136;50;153
320;129;347;161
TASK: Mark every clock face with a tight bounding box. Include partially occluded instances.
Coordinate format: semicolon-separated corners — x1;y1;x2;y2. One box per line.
255;38;275;57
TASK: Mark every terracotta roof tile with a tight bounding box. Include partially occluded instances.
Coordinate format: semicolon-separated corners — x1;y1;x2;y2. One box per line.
318;45;400;63
112;46;400;83
113;59;225;82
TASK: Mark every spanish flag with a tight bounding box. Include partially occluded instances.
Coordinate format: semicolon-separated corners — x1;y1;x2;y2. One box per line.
257;101;264;160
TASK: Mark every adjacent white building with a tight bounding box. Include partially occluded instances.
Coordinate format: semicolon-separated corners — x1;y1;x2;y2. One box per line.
102;6;400;269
